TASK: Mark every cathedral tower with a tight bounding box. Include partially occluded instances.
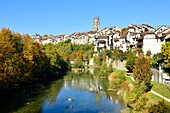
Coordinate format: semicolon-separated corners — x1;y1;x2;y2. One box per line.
93;17;100;31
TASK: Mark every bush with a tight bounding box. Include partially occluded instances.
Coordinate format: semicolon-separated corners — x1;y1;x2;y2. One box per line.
93;56;100;66
151;61;157;69
118;72;126;80
74;58;84;68
148;100;167;113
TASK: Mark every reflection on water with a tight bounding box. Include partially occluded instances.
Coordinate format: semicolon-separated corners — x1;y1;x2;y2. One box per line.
42;71;125;113
0;68;126;113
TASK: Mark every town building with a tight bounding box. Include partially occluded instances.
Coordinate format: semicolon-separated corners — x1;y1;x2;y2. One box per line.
31;18;169;56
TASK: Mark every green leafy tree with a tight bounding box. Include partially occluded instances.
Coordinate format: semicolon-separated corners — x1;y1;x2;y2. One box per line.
125;51;137;72
93;56;100;66
42;43;69;72
161;42;170;74
151;53;163;68
125;81;148;112
74;58;84;68
146;50;151;58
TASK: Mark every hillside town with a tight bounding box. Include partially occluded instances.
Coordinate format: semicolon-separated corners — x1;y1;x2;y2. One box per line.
31;17;170;56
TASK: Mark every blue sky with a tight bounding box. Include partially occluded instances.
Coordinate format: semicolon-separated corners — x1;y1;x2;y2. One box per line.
0;0;170;36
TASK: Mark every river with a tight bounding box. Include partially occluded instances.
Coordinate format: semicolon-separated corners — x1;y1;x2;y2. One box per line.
0;69;126;113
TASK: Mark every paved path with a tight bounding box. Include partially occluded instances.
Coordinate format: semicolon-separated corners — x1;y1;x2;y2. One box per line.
150;90;170;103
126;75;170;103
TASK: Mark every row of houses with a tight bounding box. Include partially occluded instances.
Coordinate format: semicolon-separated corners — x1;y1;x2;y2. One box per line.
31;24;170;56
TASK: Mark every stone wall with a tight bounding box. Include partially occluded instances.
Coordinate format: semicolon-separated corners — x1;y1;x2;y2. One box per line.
112;60;127;71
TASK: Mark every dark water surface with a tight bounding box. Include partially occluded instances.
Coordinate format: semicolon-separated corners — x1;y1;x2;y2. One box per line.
0;70;126;113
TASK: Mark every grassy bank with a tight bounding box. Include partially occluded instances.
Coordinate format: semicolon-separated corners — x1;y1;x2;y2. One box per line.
112;69;134;83
112;69;127;75
147;92;170;112
121;73;170;112
151;81;170;99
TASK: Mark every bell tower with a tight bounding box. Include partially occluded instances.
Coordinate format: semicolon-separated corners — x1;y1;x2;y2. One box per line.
93;17;100;31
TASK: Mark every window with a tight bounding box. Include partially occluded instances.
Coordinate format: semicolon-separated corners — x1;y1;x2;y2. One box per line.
122;41;125;44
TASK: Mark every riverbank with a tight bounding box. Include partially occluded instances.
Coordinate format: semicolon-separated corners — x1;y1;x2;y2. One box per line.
123;73;170;112
151;81;170;99
107;69;170;112
0;70;68;96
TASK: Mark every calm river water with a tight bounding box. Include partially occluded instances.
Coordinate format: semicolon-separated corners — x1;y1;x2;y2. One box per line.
0;69;126;113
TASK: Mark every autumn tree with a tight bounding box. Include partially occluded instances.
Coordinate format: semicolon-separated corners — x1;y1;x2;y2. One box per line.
0;28;46;88
133;55;152;90
0;28;69;90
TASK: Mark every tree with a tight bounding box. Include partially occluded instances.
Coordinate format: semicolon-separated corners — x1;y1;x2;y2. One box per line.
74;58;84;68
151;53;163;69
146;50;151;58
133;55;152;90
148;100;167;113
125;81;148;112
0;28;48;89
161;42;170;74
43;34;48;37
135;48;143;56
42;43;69;72
125;51;137;72
0;28;69;90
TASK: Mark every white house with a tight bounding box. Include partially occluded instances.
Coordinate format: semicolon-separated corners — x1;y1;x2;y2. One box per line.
141;24;154;32
31;34;42;43
142;32;165;55
94;35;113;51
155;25;170;35
157;28;170;42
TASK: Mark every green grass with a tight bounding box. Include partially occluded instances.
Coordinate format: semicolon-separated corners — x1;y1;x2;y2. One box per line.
112;69;127;75
147;92;170;112
126;77;133;84
150;82;170;112
112;69;134;85
112;69;133;84
147;92;163;102
115;69;170;112
151;81;170;99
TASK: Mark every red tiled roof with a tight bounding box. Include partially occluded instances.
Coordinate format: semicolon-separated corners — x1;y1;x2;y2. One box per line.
88;31;97;34
98;35;109;39
43;36;53;40
114;38;119;41
141;31;154;36
120;29;128;39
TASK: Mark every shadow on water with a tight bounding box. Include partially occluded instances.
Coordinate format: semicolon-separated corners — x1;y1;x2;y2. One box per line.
0;68;126;113
0;77;64;113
